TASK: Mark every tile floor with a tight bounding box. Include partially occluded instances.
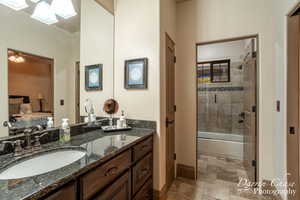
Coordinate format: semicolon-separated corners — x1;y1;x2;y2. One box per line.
166;155;280;200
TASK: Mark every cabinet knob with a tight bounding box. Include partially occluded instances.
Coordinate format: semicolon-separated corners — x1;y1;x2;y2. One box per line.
104;166;118;176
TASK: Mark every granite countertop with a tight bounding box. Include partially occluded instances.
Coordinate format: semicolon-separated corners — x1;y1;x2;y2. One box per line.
0;128;154;200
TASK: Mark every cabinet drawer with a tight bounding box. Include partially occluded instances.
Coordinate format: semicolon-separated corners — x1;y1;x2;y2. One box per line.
133;179;153;200
132;153;153;195
44;182;76;200
133;137;153;162
94;171;131;200
80;150;131;200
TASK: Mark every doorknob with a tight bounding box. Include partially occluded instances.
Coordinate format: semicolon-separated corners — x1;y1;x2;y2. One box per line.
166;118;175;127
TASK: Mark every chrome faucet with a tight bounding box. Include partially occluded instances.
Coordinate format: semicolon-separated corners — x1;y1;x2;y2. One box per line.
23;125;43;152
32;131;51;151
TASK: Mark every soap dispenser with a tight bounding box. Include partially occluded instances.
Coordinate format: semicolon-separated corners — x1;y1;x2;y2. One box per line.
119;110;126;128
47;117;54;129
61;118;71;142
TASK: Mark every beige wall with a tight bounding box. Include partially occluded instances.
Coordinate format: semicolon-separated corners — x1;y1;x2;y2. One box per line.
8;59;53;112
0;6;79;137
114;0;162;190
80;0;114;117
176;0;278;183
176;1;197;170
273;0;300;199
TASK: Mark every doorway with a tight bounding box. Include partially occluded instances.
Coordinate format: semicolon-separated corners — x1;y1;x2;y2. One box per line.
196;36;259;183
165;33;176;189
287;5;300;200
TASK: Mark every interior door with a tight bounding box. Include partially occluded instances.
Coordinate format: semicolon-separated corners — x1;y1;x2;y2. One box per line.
287;14;300;200
166;34;176;189
243;45;257;182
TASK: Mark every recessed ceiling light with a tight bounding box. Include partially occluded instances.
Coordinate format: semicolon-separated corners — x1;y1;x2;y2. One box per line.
51;0;77;19
0;0;28;11
30;0;40;3
31;1;58;25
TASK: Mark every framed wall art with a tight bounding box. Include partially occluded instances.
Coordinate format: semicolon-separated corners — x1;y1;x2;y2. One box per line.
124;58;148;89
85;64;103;91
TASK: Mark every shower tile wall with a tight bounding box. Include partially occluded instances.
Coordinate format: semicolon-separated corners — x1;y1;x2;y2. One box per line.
198;61;244;135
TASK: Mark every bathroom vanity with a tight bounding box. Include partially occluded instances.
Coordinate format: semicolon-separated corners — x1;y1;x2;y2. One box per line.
0;127;154;200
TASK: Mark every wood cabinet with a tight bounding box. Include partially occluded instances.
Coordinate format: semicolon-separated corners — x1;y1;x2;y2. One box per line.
94;171;131;200
132;153;153;195
44;181;76;200
80;150;131;200
79;136;153;200
133;179;153;200
40;135;153;200
133;137;153;162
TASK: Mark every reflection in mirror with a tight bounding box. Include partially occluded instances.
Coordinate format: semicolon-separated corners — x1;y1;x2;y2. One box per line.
0;0;115;137
8;49;54;133
80;0;114;121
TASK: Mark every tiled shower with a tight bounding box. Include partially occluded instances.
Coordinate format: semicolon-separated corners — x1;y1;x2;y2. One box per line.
197;39;251;160
198;61;244;138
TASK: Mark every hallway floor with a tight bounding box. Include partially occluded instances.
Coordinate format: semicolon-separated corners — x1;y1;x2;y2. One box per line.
166;155;280;200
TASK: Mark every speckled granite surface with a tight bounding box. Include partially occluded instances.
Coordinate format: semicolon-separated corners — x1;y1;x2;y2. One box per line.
0;128;154;200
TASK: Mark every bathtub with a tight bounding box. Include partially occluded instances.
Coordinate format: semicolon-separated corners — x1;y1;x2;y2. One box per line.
197;131;244;160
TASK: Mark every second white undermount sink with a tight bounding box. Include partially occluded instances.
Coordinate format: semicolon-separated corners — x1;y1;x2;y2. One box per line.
0;149;86;180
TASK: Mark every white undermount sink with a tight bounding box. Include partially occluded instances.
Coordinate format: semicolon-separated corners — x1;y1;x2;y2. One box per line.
0;149;86;180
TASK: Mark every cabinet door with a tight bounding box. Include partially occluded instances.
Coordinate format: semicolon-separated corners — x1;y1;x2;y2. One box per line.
132;153;152;195
133;179;153;200
81;150;131;200
94;171;131;200
44;182;76;200
133;137;153;162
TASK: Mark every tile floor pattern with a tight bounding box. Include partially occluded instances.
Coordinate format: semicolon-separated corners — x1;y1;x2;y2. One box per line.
166;155;280;200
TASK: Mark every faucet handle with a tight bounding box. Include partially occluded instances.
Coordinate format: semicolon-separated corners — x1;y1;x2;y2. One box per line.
3;121;12;128
2;140;24;156
14;140;24;156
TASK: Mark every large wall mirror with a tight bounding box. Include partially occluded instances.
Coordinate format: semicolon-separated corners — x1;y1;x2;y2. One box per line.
0;0;115;137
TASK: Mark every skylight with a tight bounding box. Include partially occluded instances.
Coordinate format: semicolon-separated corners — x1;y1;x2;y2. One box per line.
31;1;58;25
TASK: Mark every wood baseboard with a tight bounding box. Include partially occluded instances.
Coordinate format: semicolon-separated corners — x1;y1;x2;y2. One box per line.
153;184;168;200
177;164;195;180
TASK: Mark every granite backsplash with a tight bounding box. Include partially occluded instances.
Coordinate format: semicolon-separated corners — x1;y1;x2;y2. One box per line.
0;119;156;155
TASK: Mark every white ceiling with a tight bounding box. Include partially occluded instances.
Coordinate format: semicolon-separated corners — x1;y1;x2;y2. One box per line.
22;0;81;34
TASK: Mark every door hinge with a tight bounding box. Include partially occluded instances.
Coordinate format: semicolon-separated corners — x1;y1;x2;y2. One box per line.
252;160;257;167
174;105;177;112
252;105;256;113
174;56;177;63
289;127;296;135
174;153;177;160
